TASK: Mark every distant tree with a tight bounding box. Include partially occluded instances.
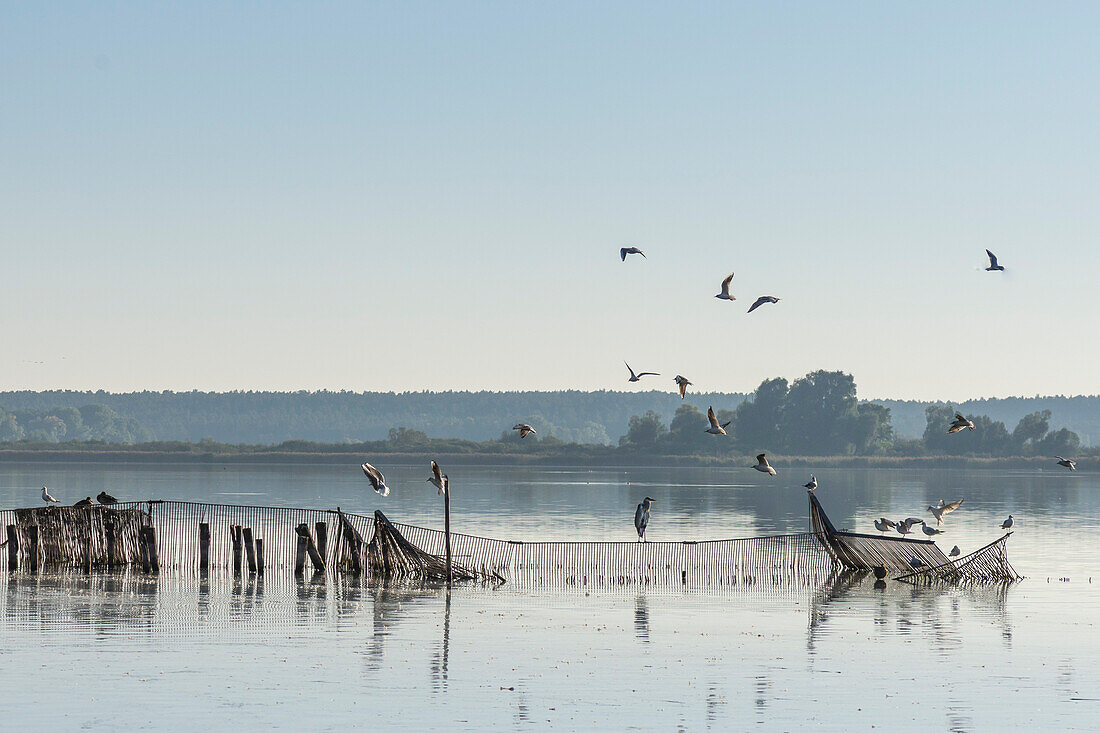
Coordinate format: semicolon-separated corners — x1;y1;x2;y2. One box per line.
734;378;788;451
667;404;708;452
27;415;67;442
1012;410;1051;454
922;405;964;454
619;411;668;450
0;410;23;442
968;415;1011;456
1038;427;1081;457
387;426;429;449
842;403;895;455
780;371;859;454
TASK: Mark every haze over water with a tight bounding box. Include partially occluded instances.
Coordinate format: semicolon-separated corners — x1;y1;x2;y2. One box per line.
1;462;1097;730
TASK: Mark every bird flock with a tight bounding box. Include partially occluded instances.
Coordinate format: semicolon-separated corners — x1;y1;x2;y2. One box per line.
345;245;1066;549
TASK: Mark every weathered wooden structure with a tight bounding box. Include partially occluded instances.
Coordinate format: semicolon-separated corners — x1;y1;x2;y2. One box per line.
0;495;1019;585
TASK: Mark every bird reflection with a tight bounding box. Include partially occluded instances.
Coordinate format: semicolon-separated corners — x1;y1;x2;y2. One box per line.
430;588;451;692
634;594;650;643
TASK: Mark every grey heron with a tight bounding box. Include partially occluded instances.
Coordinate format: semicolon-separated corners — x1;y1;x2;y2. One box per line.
634;497;656;542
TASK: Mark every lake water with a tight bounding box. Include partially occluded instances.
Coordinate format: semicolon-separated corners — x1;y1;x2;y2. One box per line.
1;461;1098;730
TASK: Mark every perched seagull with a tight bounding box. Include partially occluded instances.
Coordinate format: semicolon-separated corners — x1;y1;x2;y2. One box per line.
427;460;448;496
96;491;117;505
747;296;780;313
634;497;655;542
1055;456;1077;471
902;517;924;528
715;273;736;301
874;518;894;534
41;487;60;504
984;249;1005;271
620;246;646;261
949;545;961;558
1001;514;1013;530
74;497;93;507
896;521;913;536
705;406;731;435
753;453;777;476
360;462;390;497
920;521;944;537
803;474;817;492
513;423;536;439
625;362;659;383
674;375;693;399
947;413;975;434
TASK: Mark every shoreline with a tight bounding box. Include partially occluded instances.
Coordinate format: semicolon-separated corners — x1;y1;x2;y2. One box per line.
0;448;1089;471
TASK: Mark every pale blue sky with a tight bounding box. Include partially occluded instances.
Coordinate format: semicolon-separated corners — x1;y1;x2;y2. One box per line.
2;3;1098;399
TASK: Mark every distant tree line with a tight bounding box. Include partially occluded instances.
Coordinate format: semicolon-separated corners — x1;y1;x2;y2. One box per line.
0;404;153;444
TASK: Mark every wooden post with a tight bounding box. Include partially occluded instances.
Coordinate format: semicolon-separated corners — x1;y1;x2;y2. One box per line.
27;525;39;573
294;530;307;576
139;527;151;573
296;523;325;574
243;527;257;573
199;523;210;572
444;482;453;585
146;526;160;573
105;519;117;568
85;508;93;572
315;521;328;561
255;538;264;576
231;525;242;574
6;525;18;571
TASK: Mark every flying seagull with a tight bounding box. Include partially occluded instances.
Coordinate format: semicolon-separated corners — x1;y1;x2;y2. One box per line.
620;246;646;261
1055;456;1077;471
753;453;777;476
747;296;780;313
427;460;448;496
902;517;924;528
705;406;731;435
41;487;60;504
803;474;817;492
634;497;655;542
947;413;975;434
984;249;1005;271
360;462;390;497
920;521;944;537
937;498;964;514
949;545;961;558
513;423;536;438
625;362;659;382
74;497;93;507
1001;514;1013;530
674;375;693;399
96;491;117;505
715;273;736;301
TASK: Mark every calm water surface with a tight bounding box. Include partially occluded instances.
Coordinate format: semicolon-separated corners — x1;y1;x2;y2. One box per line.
1;462;1097;731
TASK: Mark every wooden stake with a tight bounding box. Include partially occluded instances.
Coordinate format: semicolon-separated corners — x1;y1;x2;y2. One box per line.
444;482;453;585
315;521;328;561
105;518;117;568
145;526;160;573
6;525;18;571
27;525;39;573
231;525;242;575
243;527;257;574
255;538;264;576
199;522;210;572
139;527;151;573
294;528;308;572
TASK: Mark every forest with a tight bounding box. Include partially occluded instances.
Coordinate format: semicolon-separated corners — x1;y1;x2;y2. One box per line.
0;371;1088;458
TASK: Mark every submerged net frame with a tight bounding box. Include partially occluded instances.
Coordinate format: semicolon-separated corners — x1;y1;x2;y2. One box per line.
0;497;1020;585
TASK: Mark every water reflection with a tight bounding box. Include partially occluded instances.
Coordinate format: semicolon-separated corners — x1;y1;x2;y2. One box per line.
633;594;650;643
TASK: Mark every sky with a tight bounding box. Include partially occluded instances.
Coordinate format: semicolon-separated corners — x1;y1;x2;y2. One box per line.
2;2;1099;401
